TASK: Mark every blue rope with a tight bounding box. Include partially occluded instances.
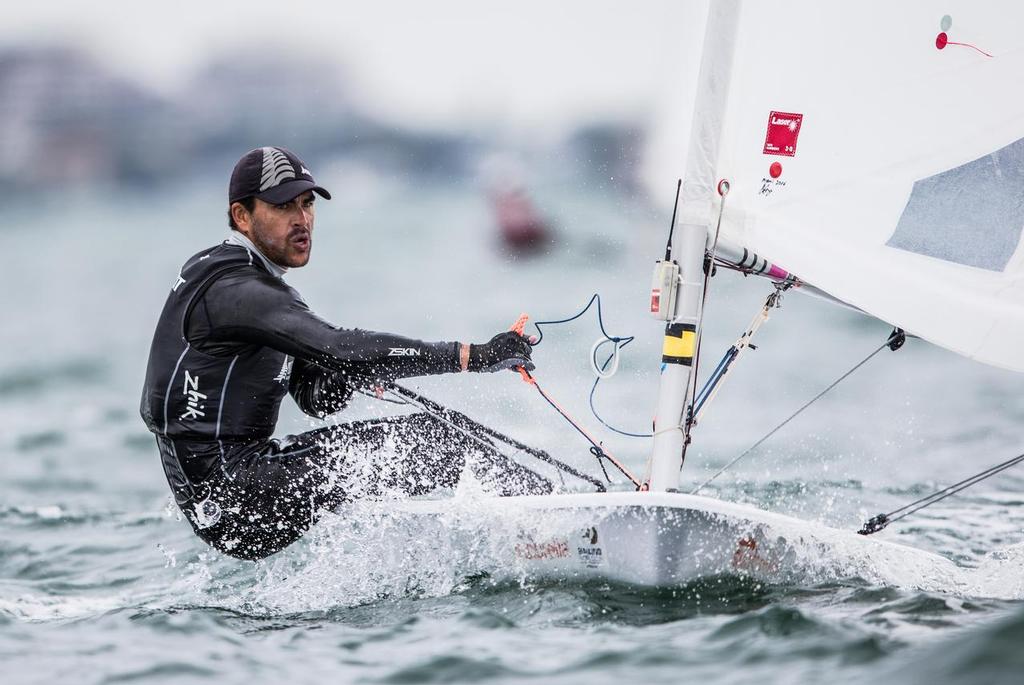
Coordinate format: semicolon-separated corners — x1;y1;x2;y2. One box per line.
531;293;630;347
531;294;653;438
692;346;738;416
588;366;653;438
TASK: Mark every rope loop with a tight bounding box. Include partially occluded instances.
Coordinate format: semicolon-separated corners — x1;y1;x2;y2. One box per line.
590;337;625;379
529;293;650;438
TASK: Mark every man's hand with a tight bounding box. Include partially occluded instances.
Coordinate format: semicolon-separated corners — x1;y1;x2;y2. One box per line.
468;331;535;373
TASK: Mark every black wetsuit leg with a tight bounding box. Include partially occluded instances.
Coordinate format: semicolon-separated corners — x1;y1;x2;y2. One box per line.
157;413;551;561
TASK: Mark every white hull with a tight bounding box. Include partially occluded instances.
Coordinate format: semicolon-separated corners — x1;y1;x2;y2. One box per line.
384;492;959;589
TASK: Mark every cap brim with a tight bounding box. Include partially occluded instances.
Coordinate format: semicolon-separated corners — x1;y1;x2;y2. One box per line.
255;179;331;204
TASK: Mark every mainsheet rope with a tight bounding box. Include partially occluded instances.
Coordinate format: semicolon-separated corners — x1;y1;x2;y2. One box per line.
359;384;609;492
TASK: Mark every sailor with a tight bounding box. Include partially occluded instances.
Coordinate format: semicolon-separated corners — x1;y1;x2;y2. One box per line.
140;146;547;561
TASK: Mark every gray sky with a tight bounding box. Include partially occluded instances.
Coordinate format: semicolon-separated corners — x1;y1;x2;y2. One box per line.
4;0;704;135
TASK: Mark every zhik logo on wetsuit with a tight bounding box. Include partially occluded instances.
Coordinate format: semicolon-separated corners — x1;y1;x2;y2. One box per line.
180;371;207;421
388;348;421;356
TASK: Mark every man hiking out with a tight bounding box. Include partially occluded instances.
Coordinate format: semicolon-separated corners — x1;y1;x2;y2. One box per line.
140;146;549;561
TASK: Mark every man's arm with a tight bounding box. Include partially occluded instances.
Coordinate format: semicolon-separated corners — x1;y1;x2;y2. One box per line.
196;269;462;380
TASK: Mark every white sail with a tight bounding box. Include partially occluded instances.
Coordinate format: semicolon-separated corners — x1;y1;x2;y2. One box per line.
679;1;1024;371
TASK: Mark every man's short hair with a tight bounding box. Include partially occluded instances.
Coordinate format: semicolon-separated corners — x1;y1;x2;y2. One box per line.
228;196;257;231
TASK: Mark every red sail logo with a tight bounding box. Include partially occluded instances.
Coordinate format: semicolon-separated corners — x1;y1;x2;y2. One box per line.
763;111;803;157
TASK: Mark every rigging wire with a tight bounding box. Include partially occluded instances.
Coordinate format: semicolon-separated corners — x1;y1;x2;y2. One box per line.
663;179;682;261
858;451;1024;535
690;327;906;495
681;181;732;460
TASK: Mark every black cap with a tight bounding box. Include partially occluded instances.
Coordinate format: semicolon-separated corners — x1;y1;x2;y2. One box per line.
229;147;332;205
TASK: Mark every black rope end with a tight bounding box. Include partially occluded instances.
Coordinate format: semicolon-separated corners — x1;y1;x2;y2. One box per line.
887;328;906;352
590;445;612;483
857;513;889;536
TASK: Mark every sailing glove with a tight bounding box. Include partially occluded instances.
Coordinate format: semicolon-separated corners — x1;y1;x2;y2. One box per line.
469;331;535;373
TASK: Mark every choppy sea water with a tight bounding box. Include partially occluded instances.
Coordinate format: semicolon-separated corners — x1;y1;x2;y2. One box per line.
2;168;1023;684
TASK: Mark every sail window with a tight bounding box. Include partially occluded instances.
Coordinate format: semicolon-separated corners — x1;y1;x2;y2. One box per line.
887;137;1024;271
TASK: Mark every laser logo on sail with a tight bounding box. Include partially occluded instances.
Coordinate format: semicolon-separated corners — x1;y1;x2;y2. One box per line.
763;111;804;157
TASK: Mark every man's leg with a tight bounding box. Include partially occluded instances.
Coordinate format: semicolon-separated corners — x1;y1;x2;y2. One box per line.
209;414;550;559
159;412;551;560
301;411;552;497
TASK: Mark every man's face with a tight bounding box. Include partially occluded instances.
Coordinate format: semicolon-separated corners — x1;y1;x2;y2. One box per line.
234;191;316;268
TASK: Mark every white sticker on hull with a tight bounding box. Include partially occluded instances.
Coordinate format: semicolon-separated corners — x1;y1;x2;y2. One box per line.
577;526;605;568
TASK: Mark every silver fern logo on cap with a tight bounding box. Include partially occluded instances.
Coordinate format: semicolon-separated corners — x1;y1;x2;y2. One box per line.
259;147;296;191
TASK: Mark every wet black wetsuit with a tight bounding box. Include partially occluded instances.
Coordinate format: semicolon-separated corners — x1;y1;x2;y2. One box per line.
141;239;548;560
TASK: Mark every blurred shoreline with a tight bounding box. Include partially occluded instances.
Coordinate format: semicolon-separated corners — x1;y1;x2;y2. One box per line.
0;46;647;204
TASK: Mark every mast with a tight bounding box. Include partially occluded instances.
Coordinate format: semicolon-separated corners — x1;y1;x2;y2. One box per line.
646;0;741;491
